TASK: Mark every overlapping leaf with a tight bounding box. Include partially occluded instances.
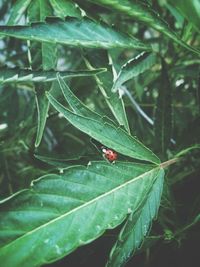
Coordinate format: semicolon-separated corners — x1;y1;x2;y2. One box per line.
49;0;82;18
106;170;164;267
0;67;106;85
85;51;130;133
0;161;163;267
88;0;200;55
0;17;151;50
112;52;157;92
6;0;32;25
47;75;160;164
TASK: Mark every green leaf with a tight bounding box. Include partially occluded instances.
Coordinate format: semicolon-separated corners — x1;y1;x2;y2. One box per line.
0;17;151;50
168;0;200;33
174;144;200;158
112;52;157;92
88;0;200;55
34;154;83;167
34;0;56;147
49;0;82;18
39;0;57;70
154;59;172;155
85;51;130;133
0;161;163;267
7;0;32;25
46;91;160;164
0;67;106;85
106;169;164;267
35;86;50;147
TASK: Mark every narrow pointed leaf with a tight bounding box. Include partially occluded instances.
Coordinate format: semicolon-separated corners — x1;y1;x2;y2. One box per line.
106;169;164;267
34;0;56;147
57;74;101;120
46;92;160;164
0;17;151;50
49;0;82;18
88;0;200;55
154;59;172;155
112;52;156;92
0;67;106;85
7;0;32;25
0;161;162;267
39;0;57;70
85;51;130;132
35;86;50;147
56;74;117;127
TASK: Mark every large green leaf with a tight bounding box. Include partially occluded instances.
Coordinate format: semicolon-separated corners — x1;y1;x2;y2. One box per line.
0;161;163;267
112;52;157;92
46;81;160;164
154;59;172;155
85;50;130;133
0;17;151;50
0;67;106;85
88;0;200;55
106;169;164;267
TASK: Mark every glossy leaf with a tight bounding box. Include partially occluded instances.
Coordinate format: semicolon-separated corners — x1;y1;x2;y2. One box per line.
49;0;82;18
0;161;163;267
0;17;151;50
0;67;106;85
154;59;172;155
106;170;164;267
85;51;130;132
88;0;200;55
46;90;160;164
112;52;157;92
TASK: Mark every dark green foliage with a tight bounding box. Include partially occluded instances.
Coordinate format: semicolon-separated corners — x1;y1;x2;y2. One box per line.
0;1;199;267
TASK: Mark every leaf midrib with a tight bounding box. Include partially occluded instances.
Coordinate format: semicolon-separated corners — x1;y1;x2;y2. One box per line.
0;166;160;251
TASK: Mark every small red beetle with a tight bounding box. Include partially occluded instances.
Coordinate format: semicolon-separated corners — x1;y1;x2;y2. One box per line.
101;147;118;163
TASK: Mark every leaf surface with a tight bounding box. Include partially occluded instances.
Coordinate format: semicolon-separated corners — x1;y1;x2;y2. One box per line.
49;0;82;18
85;51;130;132
0;67;106;85
7;0;32;25
46;90;160;164
0;162;163;267
112;52;156;92
88;0;200;55
106;169;164;267
0;17;151;50
34;0;56;147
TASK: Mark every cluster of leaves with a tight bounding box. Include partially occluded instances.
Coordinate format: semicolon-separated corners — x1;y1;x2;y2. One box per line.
0;0;199;267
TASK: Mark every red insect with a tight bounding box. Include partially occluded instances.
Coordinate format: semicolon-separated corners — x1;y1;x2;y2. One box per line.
101;147;118;162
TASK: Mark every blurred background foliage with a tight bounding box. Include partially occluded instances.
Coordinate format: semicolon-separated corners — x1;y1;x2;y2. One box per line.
0;0;200;266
